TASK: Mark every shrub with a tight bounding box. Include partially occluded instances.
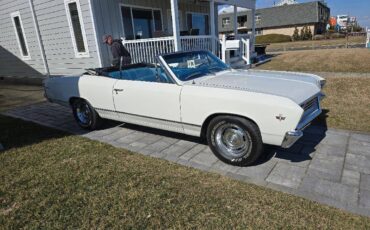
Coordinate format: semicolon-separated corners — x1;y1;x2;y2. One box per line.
292;27;300;41
255;34;292;44
307;27;313;40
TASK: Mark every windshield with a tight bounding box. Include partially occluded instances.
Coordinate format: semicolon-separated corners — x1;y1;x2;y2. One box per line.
161;51;230;81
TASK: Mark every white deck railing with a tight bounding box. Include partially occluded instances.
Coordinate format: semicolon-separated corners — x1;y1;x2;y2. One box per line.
241;38;251;65
220;34;251;66
180;35;213;52
122;35;220;64
122;36;175;64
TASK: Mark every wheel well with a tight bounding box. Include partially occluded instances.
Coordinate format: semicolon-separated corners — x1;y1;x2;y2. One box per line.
200;113;259;138
69;97;82;106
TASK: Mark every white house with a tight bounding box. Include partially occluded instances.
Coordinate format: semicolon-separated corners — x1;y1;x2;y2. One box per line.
0;0;256;81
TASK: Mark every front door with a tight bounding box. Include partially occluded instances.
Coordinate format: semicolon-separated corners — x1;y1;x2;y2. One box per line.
112;78;183;133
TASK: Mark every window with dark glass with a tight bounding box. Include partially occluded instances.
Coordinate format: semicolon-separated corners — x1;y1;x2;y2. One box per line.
121;7;134;40
121;6;163;40
187;13;209;35
153;10;162;31
222;17;230;27
13;16;28;56
237;15;247;27
68;2;86;53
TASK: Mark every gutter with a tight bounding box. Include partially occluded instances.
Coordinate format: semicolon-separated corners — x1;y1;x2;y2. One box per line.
28;0;50;77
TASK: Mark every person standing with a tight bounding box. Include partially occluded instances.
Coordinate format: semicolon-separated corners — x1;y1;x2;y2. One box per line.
102;35;131;67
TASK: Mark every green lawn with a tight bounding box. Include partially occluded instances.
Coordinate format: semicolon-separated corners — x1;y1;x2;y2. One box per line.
257;48;370;73
318;77;370;133
264;36;366;52
1;115;370;228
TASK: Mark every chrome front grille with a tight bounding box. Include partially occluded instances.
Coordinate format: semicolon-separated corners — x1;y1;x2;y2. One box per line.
297;96;321;130
302;97;319;115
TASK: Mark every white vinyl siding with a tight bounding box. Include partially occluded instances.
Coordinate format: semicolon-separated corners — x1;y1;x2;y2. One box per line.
65;0;90;58
33;0;100;75
10;11;31;60
0;0;100;78
0;0;45;78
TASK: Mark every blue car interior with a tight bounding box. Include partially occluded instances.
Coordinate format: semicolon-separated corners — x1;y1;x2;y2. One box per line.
94;63;172;83
106;68;170;83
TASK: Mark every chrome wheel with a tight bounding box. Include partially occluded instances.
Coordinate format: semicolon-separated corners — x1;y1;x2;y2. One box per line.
75;102;91;126
214;123;252;160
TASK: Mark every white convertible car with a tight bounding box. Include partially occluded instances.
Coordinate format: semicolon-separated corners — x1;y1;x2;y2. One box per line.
44;50;325;166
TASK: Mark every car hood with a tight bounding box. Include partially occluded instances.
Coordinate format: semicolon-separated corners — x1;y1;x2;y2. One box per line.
189;69;322;104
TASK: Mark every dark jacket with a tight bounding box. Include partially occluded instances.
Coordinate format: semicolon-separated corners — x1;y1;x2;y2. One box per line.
111;39;131;67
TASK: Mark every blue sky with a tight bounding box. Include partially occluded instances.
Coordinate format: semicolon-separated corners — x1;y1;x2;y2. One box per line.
256;0;370;28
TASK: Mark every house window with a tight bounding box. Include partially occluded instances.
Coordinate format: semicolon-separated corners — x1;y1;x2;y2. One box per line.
222;17;230;27
255;29;263;35
10;12;30;60
187;13;209;35
255;14;261;22
120;6;163;40
237;15;247;27
65;0;89;57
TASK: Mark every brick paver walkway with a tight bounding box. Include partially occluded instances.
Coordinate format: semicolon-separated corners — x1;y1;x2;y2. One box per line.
3;102;370;217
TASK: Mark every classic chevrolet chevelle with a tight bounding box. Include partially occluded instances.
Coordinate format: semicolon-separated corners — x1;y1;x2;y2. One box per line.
44;51;325;166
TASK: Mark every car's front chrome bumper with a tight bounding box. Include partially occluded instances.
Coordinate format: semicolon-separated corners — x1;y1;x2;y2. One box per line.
281;130;303;149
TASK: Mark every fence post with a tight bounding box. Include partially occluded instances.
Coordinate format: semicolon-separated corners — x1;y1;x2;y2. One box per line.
221;34;227;63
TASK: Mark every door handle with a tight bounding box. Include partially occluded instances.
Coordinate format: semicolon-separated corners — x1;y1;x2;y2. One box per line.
113;88;124;94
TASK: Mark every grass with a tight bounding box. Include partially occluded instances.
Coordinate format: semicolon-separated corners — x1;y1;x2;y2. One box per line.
255;34;292;44
317;77;370;133
256;48;370;73
0;84;45;112
256;48;370;133
264;36;366;52
1;115;370;228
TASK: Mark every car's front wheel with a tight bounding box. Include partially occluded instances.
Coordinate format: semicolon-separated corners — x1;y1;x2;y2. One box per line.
71;99;101;130
207;116;264;166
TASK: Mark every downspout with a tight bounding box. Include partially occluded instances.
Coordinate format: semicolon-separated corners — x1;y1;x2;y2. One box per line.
28;0;50;77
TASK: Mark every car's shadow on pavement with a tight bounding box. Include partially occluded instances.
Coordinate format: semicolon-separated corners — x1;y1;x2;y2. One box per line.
253;109;329;166
100;119;204;144
100;110;330;167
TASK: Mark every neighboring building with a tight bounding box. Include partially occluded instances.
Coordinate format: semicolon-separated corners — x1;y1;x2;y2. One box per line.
219;1;330;36
0;0;256;80
336;15;349;30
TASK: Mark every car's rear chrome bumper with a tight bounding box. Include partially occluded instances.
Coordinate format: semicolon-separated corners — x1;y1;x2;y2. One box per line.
281;130;303;149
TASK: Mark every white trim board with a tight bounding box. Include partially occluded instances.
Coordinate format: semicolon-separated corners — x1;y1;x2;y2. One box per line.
87;0;102;67
10;11;31;61
64;0;90;58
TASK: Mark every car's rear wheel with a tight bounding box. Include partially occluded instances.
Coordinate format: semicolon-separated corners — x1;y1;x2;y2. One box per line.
71;99;101;130
207;116;264;166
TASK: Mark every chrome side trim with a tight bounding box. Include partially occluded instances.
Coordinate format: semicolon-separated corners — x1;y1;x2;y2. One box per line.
95;108;201;135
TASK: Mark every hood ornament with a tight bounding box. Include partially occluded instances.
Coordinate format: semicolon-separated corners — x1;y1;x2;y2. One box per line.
276;114;286;121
